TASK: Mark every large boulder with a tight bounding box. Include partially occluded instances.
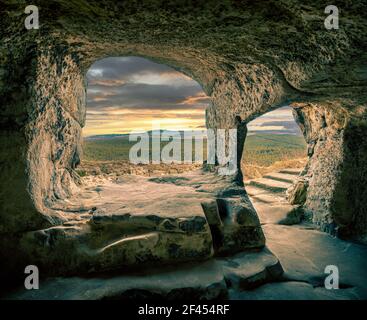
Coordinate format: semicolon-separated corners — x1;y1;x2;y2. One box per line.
202;196;265;255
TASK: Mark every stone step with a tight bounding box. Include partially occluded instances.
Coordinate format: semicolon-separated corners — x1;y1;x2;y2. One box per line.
7;259;227;300
245;185;274;197
220;247;284;290
278;168;302;176
251;202;303;225
249;193;286;204
263;172;298;184
247;178;291;193
249;195;273;204
7;247;283;300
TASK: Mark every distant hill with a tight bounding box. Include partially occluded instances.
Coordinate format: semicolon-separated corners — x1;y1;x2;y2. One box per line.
82;132;307;166
84;130;207;141
85;134;129;141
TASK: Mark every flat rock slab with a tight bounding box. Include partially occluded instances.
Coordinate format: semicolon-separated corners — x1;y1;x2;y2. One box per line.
252;202;302;225
278;169;303;176
22;173;217;273
7;259;227;300
246;178;291;193
21;170;265;274
263;224;367;299
229;281;359;300
262;172;299;184
6;247;283;300
91;179;211;233
248;193;285;204
220;247;283;290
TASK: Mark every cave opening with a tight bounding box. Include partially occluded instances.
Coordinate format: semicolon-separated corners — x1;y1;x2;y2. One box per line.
242;106;308;225
78;56;210;178
1;1;367;300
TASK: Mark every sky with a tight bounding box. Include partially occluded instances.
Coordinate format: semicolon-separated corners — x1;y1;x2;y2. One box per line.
84;57;301;136
84;56;209;136
247;106;303;136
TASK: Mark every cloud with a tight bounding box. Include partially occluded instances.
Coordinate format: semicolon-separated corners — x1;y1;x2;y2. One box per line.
87;83;206;110
84;57;300;137
88;79;127;87
247;106;302;135
85;57;208;126
87;56;192;85
84;57;209;135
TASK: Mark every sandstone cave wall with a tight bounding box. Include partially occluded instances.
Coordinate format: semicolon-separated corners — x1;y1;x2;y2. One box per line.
1;0;366;243
0;40;86;234
333;114;367;241
293;102;367;241
0;38;46;235
26;46;86;221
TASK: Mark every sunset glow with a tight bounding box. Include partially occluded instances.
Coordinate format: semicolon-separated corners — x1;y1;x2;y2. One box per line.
84;57;208;136
84;57;299;137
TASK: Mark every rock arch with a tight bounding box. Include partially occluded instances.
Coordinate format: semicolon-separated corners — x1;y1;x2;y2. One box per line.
1;1;366;278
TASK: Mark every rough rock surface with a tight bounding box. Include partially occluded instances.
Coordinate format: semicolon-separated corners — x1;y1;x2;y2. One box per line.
286;177;308;206
5;246;283;300
258;223;367;300
293;103;367;239
229;208;367;300
6;221;367;300
0;0;366;282
245;174;367;299
220;247;283;290
17;170;265;275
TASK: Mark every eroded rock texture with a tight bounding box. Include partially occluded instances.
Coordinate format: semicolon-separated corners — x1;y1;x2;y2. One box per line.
0;0;366;281
292;102;367;240
17;171;265;275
